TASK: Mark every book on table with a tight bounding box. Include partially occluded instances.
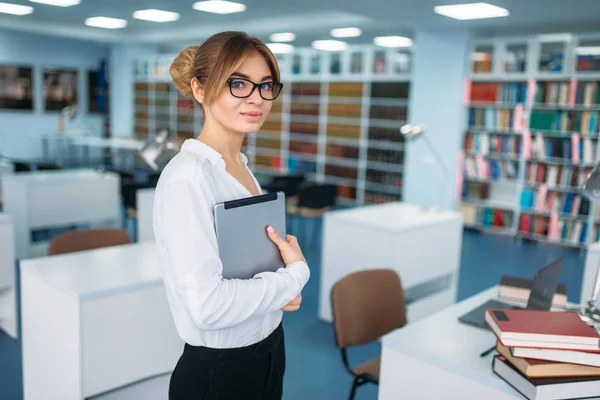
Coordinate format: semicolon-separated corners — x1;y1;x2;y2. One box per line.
485;309;600;351
499;275;567;308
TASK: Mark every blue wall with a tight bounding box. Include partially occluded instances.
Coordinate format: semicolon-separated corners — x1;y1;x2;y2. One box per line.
0;29;108;161
403;30;470;210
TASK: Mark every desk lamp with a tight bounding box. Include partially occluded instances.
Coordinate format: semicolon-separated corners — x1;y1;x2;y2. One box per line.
59;104;79;134
138;128;179;171
579;164;600;328
400;124;448;211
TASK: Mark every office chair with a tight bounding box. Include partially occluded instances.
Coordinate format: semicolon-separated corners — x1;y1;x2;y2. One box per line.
48;228;132;256
331;269;407;400
288;182;337;247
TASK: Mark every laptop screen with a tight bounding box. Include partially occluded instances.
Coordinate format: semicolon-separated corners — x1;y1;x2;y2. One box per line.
526;258;563;311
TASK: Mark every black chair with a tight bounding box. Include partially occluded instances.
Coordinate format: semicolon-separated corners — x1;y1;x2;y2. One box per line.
288;183;337;247
13;161;32;172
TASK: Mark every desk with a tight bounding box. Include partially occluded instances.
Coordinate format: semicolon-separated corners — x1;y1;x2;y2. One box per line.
1;169;120;259
0;158;14;202
378;285;600;399
136;187;155;243
319;202;463;323
20;241;182;400
0;213;16;339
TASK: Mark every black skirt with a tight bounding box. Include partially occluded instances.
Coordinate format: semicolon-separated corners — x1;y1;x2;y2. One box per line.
169;323;286;400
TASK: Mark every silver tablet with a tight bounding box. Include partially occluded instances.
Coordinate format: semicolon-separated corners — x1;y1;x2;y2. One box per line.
214;191;286;279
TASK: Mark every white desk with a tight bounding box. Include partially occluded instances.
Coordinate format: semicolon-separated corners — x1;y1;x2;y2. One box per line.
378;285;600;399
583;241;600;305
0;213;17;339
0;158;14;202
20;241;182;400
319;202;463;323
136;187;155;243
1;169;120;259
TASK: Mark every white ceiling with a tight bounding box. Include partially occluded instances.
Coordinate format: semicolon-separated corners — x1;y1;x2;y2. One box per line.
0;0;599;47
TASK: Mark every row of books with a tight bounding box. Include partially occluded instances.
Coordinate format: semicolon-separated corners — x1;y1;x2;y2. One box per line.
366;171;402;187
530;134;595;163
463;157;519;180
460;205;513;229
525;163;591;188
530;110;599;135
520;190;590;217
364;191;401;204
469;108;517;131
518;215;589;244
574;81;600;106
469;82;528;104
534;81;571;105
464;131;522;156
486;308;600;400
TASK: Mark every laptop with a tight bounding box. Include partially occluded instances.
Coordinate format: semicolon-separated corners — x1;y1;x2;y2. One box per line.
458;258;563;329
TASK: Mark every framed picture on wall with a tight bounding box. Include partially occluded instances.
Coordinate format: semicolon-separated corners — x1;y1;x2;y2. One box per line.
0;65;34;110
43;67;78;112
88;69;109;114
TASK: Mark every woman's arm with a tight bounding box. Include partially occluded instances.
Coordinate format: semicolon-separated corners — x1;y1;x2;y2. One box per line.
156;177;310;331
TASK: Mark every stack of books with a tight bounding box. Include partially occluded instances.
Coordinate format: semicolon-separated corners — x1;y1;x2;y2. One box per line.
485;308;600;400
499;275;567;308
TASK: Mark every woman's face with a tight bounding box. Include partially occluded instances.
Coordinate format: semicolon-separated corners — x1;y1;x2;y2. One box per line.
207;51;276;135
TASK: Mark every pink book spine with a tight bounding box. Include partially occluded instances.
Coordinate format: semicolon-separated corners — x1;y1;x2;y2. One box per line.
527;78;537;107
475;155;488;178
463;80;472;105
522;130;532;159
571;133;580;163
536;184;548;211
569;78;577;106
548;212;560;240
513;104;524;131
456;151;465;201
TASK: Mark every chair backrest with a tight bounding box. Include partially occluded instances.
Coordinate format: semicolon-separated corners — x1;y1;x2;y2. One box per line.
48;228;132;256
298;183;337;209
331;269;407;348
270;174;306;197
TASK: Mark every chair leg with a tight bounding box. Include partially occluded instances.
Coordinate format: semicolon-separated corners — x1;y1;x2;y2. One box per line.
348;376;362;400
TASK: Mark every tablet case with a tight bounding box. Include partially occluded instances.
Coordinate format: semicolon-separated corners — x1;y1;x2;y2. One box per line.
214;192;286;279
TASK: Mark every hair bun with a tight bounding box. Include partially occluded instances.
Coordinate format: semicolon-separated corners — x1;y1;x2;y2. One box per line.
169;45;200;99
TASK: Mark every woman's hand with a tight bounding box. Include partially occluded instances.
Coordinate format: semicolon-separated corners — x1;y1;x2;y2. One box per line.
280;293;302;312
266;226;306;266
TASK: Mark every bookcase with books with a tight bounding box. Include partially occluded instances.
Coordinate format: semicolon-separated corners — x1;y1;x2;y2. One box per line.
134;45;411;206
458;33;600;248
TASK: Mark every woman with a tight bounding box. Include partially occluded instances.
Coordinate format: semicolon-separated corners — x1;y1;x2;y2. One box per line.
153;31;310;400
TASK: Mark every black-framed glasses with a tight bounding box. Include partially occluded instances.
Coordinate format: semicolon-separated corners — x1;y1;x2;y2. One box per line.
225;77;283;100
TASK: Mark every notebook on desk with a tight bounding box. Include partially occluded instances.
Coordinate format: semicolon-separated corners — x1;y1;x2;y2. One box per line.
458;258;563;330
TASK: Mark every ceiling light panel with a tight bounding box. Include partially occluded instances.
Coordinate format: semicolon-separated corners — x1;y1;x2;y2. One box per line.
133;9;180;22
85;17;128;29
269;32;296;42
434;2;509;20
29;0;79;6
267;43;294;54
312;40;348;51
331;27;362;38
192;1;246;14
0;2;34;15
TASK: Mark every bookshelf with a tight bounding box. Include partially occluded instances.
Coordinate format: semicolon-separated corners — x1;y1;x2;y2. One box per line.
458;33;600;248
133;45;411;206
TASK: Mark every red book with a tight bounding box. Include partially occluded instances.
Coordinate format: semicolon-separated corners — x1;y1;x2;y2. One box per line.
485;309;600;352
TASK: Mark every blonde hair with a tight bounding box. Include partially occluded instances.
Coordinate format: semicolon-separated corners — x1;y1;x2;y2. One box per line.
169;31;281;107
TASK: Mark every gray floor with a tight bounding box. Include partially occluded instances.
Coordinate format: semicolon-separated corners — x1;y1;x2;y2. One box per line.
0;220;586;400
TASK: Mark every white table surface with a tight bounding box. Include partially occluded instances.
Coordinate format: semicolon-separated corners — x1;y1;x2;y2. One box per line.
21;241;162;299
20;241;181;400
0;213;16;338
1;168;116;184
379;285;600;399
326;202;461;233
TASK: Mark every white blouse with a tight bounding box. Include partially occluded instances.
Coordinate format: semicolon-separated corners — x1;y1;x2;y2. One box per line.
153;139;310;348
